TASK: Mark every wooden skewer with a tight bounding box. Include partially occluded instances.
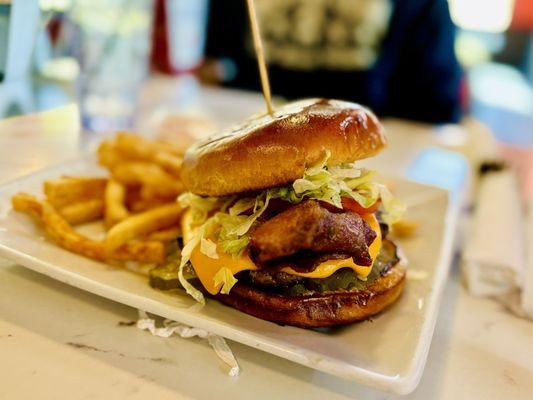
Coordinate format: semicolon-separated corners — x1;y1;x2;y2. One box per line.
246;0;274;115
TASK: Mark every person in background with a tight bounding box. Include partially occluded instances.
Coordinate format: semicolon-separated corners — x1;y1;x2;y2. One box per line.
202;0;463;124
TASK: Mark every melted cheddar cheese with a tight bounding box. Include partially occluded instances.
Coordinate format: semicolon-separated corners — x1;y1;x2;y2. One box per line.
181;210;382;295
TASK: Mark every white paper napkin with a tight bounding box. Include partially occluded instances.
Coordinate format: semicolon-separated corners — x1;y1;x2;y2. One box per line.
136;310;240;376
462;170;526;296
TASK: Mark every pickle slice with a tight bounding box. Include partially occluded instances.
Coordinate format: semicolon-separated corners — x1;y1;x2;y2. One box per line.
149;263;181;290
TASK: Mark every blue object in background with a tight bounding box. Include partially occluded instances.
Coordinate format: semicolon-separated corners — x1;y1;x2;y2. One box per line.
0;0;40;117
407;147;469;203
469;63;533;147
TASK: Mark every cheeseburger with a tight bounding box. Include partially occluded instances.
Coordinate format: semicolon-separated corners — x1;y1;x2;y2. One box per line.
176;99;406;328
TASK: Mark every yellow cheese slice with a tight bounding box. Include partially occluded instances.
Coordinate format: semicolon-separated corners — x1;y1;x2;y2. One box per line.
181;210;381;295
181;211;257;295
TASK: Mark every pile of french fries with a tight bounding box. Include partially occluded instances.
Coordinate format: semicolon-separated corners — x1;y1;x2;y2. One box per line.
11;133;187;264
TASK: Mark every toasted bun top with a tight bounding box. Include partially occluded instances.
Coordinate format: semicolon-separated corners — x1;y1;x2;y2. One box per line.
181;99;386;196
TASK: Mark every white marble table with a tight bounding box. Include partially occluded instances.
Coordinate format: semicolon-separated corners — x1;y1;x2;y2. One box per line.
1;83;532;400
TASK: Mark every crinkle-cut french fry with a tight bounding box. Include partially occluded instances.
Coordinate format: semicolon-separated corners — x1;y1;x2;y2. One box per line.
114;133;156;161
11;193;165;263
44;177;107;208
112;240;167;263
113;133;184;175
392;219;419;238
153;139;187;156
153;152;183;176
59;198;104;225
104;180;129;228
139;184;182;203
106;203;184;250
125;186;173;212
116;132;185;157
128;197;173;213
111;162;184;197
97;140;129;169
11;130;190;265
12;192;43;218
145;226;181;242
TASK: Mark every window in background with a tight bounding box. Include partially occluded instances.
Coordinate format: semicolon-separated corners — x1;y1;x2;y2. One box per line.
449;0;515;33
450;0;533;146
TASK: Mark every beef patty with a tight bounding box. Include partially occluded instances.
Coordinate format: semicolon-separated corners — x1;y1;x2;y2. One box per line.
243;239;400;296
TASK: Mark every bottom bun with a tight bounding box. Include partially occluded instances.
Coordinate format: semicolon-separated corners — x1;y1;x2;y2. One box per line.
214;262;406;328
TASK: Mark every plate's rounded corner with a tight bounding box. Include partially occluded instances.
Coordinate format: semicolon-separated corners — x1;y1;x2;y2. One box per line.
391;369;424;395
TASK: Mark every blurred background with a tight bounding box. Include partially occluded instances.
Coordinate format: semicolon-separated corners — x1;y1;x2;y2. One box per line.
0;0;530;131
0;0;531;185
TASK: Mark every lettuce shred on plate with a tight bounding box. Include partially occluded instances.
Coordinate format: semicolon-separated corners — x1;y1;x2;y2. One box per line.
176;150;405;303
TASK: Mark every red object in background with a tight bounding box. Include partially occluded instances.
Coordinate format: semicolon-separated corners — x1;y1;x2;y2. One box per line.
459;75;470;116
151;0;176;74
150;0;207;74
511;0;533;30
46;15;63;45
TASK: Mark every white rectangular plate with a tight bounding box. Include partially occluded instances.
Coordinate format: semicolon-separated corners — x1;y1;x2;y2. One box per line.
0;158;458;394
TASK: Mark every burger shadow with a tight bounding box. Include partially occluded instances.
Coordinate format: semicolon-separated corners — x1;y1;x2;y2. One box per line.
1;262;460;399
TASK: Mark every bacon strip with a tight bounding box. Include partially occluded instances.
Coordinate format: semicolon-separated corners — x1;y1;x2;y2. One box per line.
249;200;376;267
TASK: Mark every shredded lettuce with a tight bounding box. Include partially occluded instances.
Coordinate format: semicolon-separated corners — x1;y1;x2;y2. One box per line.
200;238;219;259
213;267;238;294
178;221;205;304
228;197;255;216
218;235;249;255
270;151;404;223
176;150;405;302
228;192;271;236
379;185;406;225
178;193;221;224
